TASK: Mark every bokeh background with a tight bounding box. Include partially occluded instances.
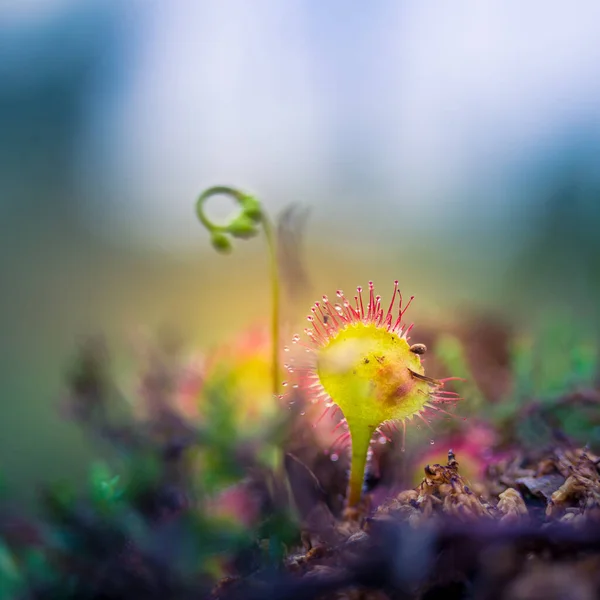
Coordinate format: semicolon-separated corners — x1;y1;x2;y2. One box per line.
2;0;600;503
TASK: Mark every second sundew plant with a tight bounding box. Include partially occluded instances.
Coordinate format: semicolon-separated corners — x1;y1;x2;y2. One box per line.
195;186;460;508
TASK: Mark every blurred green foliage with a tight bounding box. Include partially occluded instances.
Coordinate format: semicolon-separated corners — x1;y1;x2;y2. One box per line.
436;310;600;449
0;337;302;599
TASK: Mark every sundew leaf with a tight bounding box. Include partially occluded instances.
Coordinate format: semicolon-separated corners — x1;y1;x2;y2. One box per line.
293;281;460;506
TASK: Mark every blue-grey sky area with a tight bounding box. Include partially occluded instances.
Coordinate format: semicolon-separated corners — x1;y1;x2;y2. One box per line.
3;0;600;248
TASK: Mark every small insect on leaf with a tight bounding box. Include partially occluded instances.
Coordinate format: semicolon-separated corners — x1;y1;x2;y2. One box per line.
410;343;427;355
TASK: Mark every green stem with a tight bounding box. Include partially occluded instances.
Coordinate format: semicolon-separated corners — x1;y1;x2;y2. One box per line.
260;215;281;398
195;186;280;397
346;420;375;507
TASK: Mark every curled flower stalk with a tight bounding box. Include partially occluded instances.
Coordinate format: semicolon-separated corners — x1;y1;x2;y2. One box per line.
195;186;280;397
290;281;461;506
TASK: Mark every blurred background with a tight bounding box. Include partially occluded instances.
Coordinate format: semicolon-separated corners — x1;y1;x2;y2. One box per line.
2;0;600;503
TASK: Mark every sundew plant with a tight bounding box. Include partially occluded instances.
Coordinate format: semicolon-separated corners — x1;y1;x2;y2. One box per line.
195;186;461;507
289;282;461;506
